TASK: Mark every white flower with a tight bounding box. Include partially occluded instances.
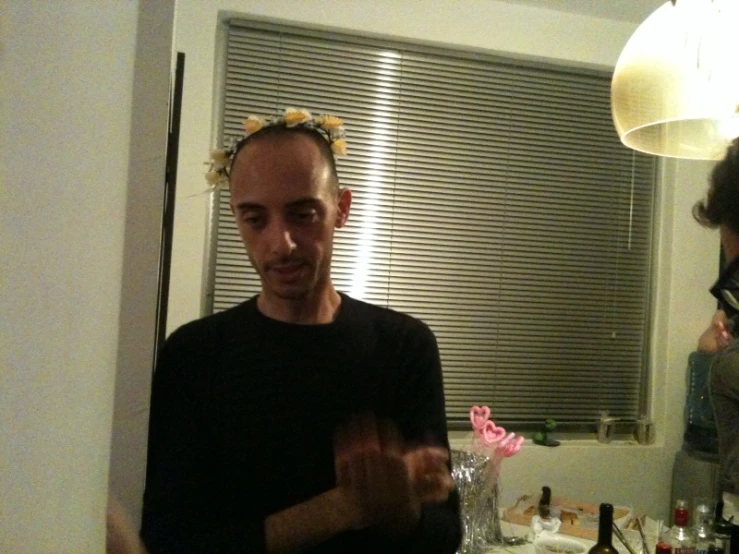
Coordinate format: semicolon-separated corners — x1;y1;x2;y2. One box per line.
327;127;346;142
205;170;223;187
210;149;229;170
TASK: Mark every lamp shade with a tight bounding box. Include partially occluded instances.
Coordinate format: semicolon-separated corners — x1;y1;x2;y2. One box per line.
611;0;739;160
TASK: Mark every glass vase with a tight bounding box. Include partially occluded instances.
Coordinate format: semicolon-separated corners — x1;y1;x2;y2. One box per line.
451;450;504;554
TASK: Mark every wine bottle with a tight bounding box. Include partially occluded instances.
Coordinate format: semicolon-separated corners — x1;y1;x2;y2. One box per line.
538;486;552;519
588;503;620;554
712;501;732;554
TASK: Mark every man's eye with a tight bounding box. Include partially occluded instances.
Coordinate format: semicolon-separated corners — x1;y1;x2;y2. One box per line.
242;214;264;227
291;210;317;223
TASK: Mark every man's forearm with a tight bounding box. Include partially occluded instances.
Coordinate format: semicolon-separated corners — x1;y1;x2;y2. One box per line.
264;488;356;553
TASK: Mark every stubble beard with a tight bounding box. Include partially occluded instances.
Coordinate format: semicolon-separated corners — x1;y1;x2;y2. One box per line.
250;254;321;301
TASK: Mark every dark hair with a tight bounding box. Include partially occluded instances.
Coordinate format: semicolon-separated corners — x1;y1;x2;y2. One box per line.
230;125;340;195
693;137;739;235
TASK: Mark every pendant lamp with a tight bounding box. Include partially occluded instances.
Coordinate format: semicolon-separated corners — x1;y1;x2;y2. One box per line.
611;0;739;159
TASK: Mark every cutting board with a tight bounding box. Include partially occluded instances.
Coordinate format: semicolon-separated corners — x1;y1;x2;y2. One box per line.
503;494;632;541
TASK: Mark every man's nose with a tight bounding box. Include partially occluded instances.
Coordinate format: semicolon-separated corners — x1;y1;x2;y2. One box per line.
267;219;296;256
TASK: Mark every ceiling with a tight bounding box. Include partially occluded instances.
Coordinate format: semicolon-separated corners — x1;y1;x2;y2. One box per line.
498;0;666;24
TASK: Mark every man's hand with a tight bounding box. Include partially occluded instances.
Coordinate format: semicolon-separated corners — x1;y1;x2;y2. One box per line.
698;310;732;353
107;493;147;554
264;415;455;552
334;413;454;538
404;445;455;504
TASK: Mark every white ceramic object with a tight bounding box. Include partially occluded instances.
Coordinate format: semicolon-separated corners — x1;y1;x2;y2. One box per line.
533;534;588;554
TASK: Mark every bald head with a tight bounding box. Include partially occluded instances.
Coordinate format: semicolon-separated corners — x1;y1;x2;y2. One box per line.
230;126;340;196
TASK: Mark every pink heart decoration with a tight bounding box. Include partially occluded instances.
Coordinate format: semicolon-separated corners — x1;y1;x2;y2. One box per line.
496;432;516;449
500;435;524;457
480;420;506;445
469;405;491;430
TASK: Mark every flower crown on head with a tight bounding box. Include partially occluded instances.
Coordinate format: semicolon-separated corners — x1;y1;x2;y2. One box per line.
205;107;348;190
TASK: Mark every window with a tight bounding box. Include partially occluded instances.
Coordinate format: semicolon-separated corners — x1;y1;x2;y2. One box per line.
208;20;657;430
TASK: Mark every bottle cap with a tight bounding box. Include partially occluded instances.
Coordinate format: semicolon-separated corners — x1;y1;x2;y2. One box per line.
695;503;713;523
674;504;689;527
600;503;614;519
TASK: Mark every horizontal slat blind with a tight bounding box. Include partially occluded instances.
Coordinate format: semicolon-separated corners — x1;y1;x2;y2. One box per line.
209;21;656;428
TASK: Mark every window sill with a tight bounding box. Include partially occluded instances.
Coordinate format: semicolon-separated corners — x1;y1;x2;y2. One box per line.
448;433;657;451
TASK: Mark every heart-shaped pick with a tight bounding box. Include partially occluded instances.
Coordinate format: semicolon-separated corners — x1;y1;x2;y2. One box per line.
499;435;524;457
469;405;491;430
496;432;516;449
481;420;506;445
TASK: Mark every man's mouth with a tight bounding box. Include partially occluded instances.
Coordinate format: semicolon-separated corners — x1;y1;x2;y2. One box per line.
267;261;305;279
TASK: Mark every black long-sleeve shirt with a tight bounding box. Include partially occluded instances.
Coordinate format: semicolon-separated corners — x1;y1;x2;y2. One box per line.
141;293;461;553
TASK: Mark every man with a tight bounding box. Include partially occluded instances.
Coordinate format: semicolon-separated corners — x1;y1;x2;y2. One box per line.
107;494;147;554
694;136;739;554
140;112;462;553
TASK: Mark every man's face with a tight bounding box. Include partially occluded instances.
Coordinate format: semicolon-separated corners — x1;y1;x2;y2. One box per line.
229;134;350;302
720;224;739;266
713;224;739;320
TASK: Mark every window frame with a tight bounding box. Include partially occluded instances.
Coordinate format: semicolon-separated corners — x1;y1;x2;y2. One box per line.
206;18;658;432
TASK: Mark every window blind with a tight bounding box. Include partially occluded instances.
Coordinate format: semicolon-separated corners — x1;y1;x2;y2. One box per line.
208;20;657;429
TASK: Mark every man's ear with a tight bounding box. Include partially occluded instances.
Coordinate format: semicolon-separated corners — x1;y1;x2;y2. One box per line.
335;187;351;228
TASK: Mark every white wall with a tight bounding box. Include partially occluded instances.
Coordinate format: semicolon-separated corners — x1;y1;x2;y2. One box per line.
1;2;137;551
166;0;721;521
0;1;172;551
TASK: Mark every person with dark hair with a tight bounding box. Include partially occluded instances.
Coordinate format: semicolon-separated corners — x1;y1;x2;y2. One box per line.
693;136;739;554
140;109;461;553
